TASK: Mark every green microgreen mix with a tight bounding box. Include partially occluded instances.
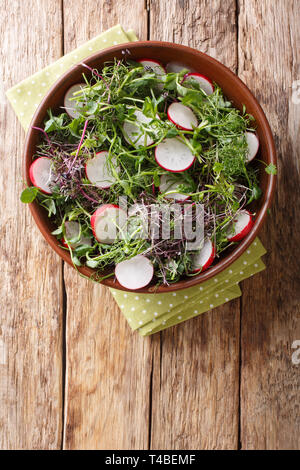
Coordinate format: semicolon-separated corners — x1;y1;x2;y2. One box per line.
21;58;272;285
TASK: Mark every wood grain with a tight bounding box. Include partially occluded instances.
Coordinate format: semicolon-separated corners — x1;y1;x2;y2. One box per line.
0;0;63;450
1;0;299;451
63;0;148;47
62;0;152;450
149;0;237;72
238;0;300;450
149;0;241;450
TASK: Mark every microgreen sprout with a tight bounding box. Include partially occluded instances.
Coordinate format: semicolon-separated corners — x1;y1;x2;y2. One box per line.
21;59;270;285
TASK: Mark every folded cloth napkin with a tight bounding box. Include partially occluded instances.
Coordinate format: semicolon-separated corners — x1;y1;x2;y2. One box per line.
111;238;266;335
6;25;138;130
7;24;267;336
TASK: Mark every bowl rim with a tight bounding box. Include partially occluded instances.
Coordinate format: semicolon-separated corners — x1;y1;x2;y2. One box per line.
24;40;277;293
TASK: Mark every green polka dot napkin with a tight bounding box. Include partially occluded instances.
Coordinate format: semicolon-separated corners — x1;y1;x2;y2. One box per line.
6;24;138;131
112;238;266;335
7;24;267;336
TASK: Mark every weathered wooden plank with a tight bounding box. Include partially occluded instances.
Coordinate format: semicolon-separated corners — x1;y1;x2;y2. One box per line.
62;0;152;450
238;0;300;450
62;0;148;46
149;0;241;450
149;0;238;72
0;0;63;450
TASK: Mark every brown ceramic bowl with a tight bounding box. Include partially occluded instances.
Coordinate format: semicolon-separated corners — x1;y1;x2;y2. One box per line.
24;41;276;293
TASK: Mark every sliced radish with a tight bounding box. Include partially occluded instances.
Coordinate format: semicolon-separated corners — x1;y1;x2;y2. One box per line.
29;157;54;194
155;138;195;172
167;102;198;131
191;238;215;273
227;210;254;242
64;83;85;119
115;255;154;290
85;151;118;189
62;221;92;248
182;72;214;95
159;174;189;201
166;62;191;73
245;131;259;162
91;204;127;244
137;59;166;77
123;109;158;147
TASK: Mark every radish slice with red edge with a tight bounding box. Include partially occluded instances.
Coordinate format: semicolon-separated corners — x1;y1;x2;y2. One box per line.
159;174;189;201
245;131;259;162
137;59;166;90
155;138;195;172
62;221;92;249
115;255;154;290
123;109;158;147
91;204;127;244
85;151;118;189
167;102;198;131
166;62;191;73
191;238;215;273
64;83;85;119
29;157;53;194
137;59;166;77
182;72;214;95
227;210;253;242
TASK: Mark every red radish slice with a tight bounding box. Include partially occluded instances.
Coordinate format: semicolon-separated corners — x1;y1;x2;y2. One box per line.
167;102;198;131
115;255;154;290
137;59;166;77
227;210;254;242
123;109;158;147
245;131;259;162
91;204;127;244
155;138;195;172
182;72;214;95
62;221;92;249
29;157;54;194
191;239;215;273
137;59;166;90
166;62;191;73
159;174;189;201
64;83;85;119
61;238;69;248
85;151;118;189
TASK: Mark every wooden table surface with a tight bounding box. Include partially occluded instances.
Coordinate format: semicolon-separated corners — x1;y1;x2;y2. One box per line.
1;0;299;450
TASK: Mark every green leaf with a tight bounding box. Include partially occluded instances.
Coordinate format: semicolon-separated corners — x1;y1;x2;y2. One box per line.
71;255;81;266
213;162;224;174
142;96;155;118
20;186;38;203
44;115;64;132
153;173;160;187
74;244;92;256
86;259;99;268
68;118;81;137
232;200;240;211
163;73;177;91
252;184;262;200
84;101;98;115
227;184;235;194
51;226;63;235
165;127;179;138
176;80;189;97
265;163;277;175
44;199;56;216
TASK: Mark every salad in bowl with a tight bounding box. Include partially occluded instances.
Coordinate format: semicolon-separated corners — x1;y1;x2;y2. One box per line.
22;43;276;291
